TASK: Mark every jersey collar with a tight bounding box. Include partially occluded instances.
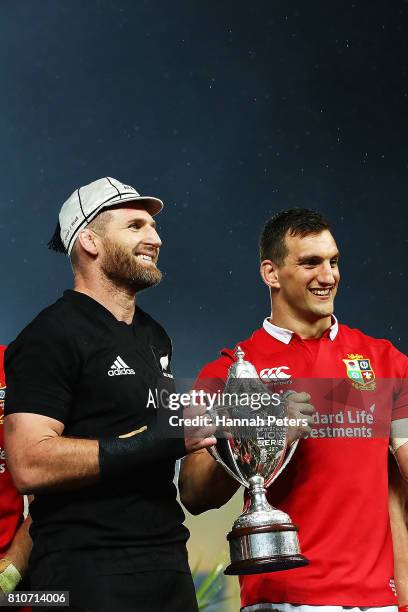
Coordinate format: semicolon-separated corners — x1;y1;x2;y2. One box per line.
263;315;339;344
63;290;139;328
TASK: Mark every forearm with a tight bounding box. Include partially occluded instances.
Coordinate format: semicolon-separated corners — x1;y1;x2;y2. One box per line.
6;412;187;494
390;515;408;603
179;449;240;515
389;458;408;605
10;437;99;494
0;515;33;595
9;426;185;495
3;516;32;577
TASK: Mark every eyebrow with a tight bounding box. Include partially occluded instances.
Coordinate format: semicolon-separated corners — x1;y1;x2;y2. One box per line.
297;252;340;264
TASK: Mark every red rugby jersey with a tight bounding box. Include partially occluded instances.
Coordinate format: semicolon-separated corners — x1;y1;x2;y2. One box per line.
195;319;408;606
0;345;24;555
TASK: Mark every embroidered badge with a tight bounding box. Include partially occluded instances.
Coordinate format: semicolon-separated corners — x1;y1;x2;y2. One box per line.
342;354;376;391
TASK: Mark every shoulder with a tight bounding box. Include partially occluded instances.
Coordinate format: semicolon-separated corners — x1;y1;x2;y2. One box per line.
196;327;265;380
5;297;75;358
338;323;408;373
20;297;74;334
136;307;172;349
338;322;404;353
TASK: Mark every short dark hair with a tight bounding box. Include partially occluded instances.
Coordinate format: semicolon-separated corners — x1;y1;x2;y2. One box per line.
48;222;66;253
259;208;331;265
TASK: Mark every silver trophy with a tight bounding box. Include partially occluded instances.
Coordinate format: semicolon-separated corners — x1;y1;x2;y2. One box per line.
208;347;309;575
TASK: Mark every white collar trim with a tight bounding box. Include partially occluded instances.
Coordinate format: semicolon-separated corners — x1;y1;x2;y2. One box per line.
263;315;339;344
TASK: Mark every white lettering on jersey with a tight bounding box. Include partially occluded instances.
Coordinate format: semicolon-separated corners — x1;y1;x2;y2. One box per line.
108;356;135;377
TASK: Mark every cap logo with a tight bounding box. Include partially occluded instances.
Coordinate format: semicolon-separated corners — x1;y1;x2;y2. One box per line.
121;183;137;192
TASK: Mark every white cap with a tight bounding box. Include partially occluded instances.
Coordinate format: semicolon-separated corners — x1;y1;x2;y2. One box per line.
59;177;163;255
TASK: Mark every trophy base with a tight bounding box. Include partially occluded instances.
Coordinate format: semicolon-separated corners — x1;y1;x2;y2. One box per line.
225;522;309;576
224;554;309;576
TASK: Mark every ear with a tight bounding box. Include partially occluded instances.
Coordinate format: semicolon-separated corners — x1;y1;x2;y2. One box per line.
260;259;280;289
76;229;100;257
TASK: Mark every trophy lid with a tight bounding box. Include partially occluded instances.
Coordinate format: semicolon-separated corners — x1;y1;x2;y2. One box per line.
228;346;259;379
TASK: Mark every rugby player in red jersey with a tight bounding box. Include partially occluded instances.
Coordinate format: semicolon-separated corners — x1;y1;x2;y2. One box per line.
179;209;408;611
0;345;32;605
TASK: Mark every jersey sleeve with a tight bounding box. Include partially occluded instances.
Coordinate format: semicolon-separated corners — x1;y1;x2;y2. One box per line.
4;316;80;424
390;346;408;421
389;345;408;445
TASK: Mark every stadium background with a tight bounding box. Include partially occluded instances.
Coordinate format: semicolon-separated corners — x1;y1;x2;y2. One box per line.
1;2;407;609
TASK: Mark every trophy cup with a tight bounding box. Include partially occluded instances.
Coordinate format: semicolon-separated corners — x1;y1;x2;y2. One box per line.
207;347;309;575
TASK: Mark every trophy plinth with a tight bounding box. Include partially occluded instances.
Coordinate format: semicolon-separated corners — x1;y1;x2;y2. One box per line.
224;475;308;575
207;347;309;575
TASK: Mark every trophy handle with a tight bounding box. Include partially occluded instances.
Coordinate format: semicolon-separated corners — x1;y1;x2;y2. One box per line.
208;444;248;488
264;389;300;487
264;439;298;488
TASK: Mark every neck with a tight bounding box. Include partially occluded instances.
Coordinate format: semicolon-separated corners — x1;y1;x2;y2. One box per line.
270;306;332;340
74;274;136;324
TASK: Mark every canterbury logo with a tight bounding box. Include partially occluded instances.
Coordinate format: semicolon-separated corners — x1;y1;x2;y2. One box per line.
260;366;291;380
108;356;135;377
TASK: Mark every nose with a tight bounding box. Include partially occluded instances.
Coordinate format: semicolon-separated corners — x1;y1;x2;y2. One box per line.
316;262;336;285
146;226;162;249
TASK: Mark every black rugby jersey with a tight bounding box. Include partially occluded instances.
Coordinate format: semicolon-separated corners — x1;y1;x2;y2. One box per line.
5;290;189;571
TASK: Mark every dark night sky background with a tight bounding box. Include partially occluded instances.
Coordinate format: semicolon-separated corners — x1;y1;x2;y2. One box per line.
0;0;407;377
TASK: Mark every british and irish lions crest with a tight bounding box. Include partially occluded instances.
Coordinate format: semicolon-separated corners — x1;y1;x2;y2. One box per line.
342;354;376;391
207;347;308;575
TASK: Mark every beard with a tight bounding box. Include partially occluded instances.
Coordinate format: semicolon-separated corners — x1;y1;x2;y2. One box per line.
100;237;162;292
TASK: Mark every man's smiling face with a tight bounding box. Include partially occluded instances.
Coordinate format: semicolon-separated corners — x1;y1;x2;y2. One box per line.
275;229;340;322
97;205;163;292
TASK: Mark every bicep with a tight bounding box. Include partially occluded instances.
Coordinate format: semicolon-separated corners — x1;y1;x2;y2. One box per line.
180;449;210;475
395;441;408;482
179;450;212;489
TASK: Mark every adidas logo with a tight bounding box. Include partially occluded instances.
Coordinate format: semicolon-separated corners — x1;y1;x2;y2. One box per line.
108;356;135;377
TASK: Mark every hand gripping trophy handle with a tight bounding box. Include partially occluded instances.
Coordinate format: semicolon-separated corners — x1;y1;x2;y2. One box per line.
207;347;309;575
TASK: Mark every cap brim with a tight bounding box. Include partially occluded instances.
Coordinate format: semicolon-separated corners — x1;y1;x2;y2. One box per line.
100;195;163;216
